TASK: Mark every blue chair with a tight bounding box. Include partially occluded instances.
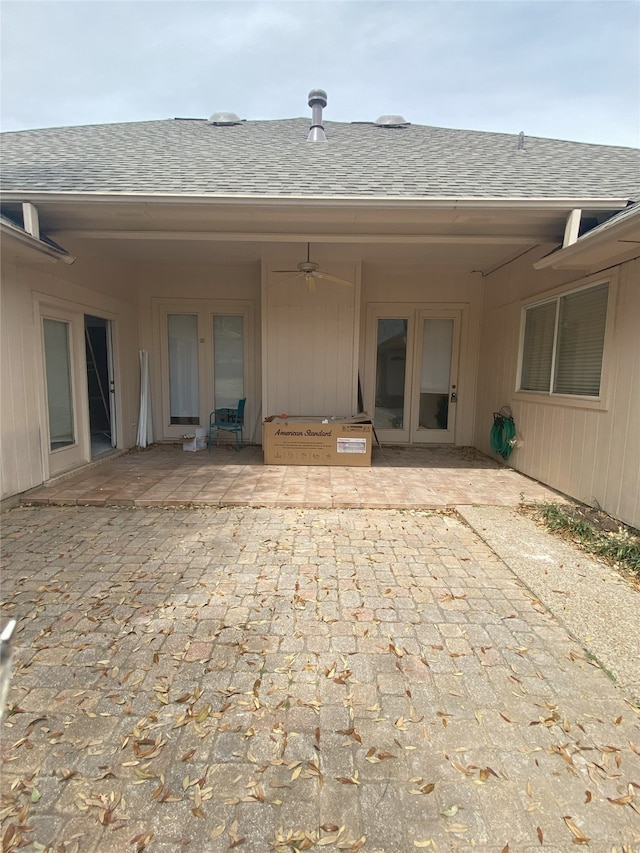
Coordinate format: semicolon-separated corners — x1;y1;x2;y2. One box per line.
208;398;246;451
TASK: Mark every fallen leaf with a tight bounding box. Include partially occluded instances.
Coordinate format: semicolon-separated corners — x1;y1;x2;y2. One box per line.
563;816;589;844
445;823;469;833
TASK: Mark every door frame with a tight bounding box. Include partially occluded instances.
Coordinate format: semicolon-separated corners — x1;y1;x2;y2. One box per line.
84;314;117;453
35;294;121;480
410;308;461;444
154;298;255;441
365;302;465;445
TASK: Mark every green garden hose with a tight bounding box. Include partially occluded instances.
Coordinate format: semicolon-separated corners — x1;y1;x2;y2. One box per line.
490;408;516;460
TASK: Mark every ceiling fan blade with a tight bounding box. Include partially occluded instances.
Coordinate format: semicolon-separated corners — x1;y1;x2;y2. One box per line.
271;272;302;285
316;271;353;286
273;269;299;273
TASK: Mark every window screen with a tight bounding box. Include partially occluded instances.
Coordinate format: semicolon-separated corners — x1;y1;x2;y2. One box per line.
554;283;609;396
520;302;555;392
519;282;609;397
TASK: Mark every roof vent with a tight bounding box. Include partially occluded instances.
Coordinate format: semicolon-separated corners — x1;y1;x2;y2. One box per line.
374;115;409;128
307;89;328;142
208;112;243;126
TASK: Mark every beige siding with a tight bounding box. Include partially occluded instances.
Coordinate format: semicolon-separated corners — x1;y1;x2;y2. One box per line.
263;264;359;417
475;251;640;528
1;261;43;495
0;249;139;499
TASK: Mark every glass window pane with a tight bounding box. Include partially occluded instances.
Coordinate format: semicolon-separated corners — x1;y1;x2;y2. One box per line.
375;319;407;429
554;283;608;396
419;318;452;430
43;318;75;449
520;302;556;392
213;315;244;409
168;314;199;425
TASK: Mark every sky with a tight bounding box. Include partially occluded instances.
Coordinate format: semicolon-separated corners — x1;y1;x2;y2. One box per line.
1;0;639;148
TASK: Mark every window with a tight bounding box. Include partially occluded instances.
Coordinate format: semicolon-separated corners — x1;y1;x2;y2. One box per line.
43;318;75;449
168;314;199;424
213;315;244;410
519;281;609;398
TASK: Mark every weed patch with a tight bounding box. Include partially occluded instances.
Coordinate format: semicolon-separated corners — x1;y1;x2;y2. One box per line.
522;501;640;578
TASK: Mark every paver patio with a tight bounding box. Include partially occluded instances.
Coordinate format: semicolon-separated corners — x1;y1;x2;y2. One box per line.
1;504;638;852
19;445;560;509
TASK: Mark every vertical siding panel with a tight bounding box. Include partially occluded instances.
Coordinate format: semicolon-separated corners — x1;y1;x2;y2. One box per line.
558;408;575;496
609;264;640;521
530;405;544;483
0;268;19;496
568;409;585;500
0;264;42;496
475;253;639;528
265;276;356;417
577;411;599;505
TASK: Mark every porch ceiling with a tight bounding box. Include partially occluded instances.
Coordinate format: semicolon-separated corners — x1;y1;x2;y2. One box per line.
56;234;541;271
7;197;575;272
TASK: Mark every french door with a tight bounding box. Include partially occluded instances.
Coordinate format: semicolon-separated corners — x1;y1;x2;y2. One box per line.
41;307;118;476
368;307;461;444
159;301;251;439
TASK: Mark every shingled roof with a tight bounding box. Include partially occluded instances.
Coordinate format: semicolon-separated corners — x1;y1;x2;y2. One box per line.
2;117;638;200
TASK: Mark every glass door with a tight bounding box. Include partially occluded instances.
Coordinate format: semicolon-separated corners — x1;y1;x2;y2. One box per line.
168;313;200;425
367;307;461;446
371;316;413;444
41;310;89;475
411;311;460;443
159;303;250;439
213;315;244;410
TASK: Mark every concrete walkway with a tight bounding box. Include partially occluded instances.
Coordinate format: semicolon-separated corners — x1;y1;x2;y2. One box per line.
458;506;640;702
1;504;638;852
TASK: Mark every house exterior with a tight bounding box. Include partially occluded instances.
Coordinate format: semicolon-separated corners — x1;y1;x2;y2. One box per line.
2;91;639;526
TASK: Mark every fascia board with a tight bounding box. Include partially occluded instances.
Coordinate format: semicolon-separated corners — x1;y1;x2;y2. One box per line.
0;191;632;211
0;219;76;263
533;208;640;269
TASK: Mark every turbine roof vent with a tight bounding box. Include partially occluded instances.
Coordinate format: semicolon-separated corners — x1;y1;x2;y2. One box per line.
208;112;243;126
374;115;410;128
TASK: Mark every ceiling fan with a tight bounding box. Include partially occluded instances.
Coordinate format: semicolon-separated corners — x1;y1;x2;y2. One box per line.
273;243;353;292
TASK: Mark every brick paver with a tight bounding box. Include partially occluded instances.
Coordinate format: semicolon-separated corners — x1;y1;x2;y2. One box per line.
1;506;639;852
19;444;560;510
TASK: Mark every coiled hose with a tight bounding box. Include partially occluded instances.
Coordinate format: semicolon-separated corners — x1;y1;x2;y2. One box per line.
490;407;516;460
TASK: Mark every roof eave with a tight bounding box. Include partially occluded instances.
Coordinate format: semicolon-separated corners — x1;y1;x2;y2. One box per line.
0;190;634;211
0;218;76;264
533;206;640;270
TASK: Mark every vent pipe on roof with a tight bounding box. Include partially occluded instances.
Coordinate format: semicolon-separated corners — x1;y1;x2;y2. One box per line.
208;112;242;126
374;115;409;128
307;89;328;142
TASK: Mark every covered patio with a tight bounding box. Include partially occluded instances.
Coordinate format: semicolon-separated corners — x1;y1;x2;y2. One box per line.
20;444;560;509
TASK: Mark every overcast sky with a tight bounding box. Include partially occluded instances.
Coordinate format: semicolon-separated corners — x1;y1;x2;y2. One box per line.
1;0;638;147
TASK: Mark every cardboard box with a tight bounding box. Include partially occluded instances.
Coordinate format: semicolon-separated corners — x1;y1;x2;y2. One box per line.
263;416;372;466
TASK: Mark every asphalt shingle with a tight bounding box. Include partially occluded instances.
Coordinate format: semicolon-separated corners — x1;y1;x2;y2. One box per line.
2;117;639;199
